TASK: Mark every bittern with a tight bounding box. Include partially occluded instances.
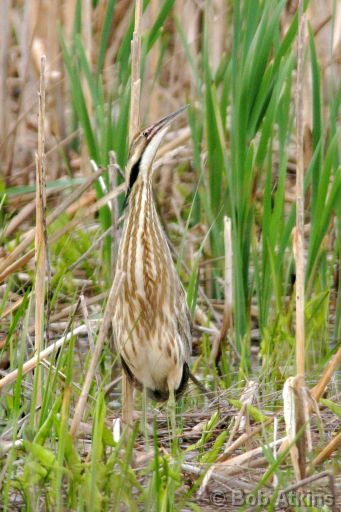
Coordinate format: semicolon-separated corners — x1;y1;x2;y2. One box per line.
113;106;192;432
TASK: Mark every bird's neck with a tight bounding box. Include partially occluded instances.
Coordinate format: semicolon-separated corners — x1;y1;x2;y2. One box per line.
120;179;159;269
126;179;154;224
119;177;171;290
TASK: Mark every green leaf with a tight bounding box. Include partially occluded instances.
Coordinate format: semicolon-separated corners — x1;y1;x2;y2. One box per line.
96;0;116;78
24;441;56;468
146;0;176;52
320;398;341;419
228;398;268;423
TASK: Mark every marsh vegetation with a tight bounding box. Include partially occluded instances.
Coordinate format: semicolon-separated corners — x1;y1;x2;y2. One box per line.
0;0;340;510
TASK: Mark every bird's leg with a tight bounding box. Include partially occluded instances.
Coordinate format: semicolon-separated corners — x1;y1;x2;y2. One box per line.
141;386;150;450
122;371;133;428
168;389;178;454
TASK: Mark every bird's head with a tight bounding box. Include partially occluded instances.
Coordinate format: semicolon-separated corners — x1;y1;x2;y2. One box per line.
125;105;188;202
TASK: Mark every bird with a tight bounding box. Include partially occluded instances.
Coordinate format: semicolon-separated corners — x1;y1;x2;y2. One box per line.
113;105;192;431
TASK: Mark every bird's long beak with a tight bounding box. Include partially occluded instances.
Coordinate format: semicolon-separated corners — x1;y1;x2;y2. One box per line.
143;105;189;141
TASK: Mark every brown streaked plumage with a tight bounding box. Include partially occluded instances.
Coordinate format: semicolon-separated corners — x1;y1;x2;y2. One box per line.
113;106;192;409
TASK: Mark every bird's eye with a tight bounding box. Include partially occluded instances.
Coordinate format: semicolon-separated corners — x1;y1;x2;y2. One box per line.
142;130;148;138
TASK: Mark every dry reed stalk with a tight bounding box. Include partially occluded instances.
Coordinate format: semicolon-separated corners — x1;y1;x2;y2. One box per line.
276;344;341;457
148;0;160;122
67;227;113;273
174;0;199;97
45;184;125;240
157;127;191;157
219;418;275;465
128;0;143;158
199;397;271;496
119;0;143;425
80;294;100;387
0;0;9;145
4;0;37;178
237;381;259;434
69;271;125;438
3;189;57;238
20;0;31;82
62;0;77;44
0;298;24;320
210;216;233;365
332;1;341;55
0;167;105;277
214;438;283;473
83;0;92;114
283;375;308;482
309;431;341;471
109;152;120;274
210;344;341;472
282;471;337;512
81;0;92;177
228;403;247;446
46;0;59;69
19;128;80;176
46;1;65;179
66;190;97;216
40;359;88;398
34;55;47;416
0;250;36;284
0;325;88;390
0;183;125;283
313;14;332;38
310;342;341;401
207;0;225;74
273;415;279;488
295;0;306;378
105;3;134;85
43;292;107;326
204;336;339;480
198;402;247;496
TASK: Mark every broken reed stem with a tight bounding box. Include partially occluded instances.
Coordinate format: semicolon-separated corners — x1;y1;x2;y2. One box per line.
34;55;47;416
277;342;341;459
283;375;307;482
69;271;125;438
128;0;143;184
295;0;305;378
